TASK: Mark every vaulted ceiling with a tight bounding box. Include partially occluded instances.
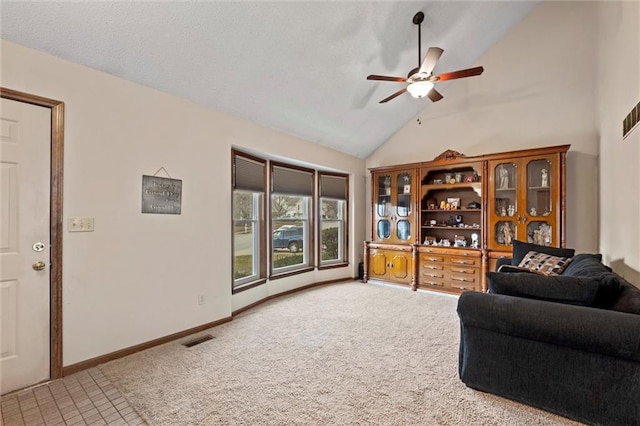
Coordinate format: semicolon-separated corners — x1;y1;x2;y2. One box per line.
1;1;540;158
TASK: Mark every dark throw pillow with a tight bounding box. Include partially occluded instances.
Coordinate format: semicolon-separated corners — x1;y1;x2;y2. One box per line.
486;271;601;306
511;240;575;267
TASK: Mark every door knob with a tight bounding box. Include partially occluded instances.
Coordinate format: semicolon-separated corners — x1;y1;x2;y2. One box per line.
32;261;46;271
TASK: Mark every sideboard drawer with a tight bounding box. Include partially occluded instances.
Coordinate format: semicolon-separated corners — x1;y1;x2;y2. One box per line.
449;256;478;266
421;254;445;263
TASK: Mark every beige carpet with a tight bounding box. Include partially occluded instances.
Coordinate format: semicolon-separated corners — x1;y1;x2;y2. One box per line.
99;282;581;425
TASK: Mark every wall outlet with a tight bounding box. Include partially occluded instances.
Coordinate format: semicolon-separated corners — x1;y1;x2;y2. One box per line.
68;217;95;232
198;295;205;305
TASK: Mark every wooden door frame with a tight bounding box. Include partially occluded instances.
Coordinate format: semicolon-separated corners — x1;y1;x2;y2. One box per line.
1;87;64;379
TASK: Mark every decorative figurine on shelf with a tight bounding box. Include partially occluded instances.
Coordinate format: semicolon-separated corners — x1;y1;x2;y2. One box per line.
467;201;481;209
455;215;463;227
454;235;467;247
440;200;447;210
455;173;463;183
507;204;515;217
402;174;411;194
541;168;548;187
530;207;537;216
471;232;480;248
540;223;552;245
500;206;507;217
498;165;509;189
382;176;391;195
533;229;544;246
502;223;513;245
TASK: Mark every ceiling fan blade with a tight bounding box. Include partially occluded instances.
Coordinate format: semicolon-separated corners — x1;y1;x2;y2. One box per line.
379;88;408;103
434;66;484;82
367;75;408;83
427;88;443;102
418;47;444;75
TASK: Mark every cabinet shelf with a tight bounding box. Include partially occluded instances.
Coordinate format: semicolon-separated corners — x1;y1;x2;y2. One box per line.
421;225;482;230
528;186;550;190
423;182;482;191
422;208;481;213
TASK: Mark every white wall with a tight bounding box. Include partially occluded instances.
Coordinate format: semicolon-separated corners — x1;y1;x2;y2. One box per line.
596;1;640;285
1;40;366;366
366;1;600;254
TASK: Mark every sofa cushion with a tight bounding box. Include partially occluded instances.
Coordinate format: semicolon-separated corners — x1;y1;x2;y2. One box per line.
486;271;601;306
511;240;575;266
611;282;640;315
517;251;573;276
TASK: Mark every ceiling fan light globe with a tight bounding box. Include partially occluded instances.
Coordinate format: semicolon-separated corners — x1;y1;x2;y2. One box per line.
407;81;434;98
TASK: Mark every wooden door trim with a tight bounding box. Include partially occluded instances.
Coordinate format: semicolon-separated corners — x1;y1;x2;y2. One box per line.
1;87;64;380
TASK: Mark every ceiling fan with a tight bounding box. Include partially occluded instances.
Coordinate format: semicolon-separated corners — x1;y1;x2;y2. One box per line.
367;11;484;104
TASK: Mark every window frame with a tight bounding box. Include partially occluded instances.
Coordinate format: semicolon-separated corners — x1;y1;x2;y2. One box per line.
269;161;315;279
318;172;349;269
231;150;267;294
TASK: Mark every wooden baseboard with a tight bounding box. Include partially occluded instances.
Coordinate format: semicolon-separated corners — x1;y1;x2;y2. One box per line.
63;277;356;376
62;316;232;376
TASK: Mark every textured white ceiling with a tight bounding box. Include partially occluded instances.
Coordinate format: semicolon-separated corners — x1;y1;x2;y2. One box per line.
1;1;539;158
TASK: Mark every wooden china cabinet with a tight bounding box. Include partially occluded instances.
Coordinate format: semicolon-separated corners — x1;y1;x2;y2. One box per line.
363;145;569;294
486;146;567;272
365;167;417;286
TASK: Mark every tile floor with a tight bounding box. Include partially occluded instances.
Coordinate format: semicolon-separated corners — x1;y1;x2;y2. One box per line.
1;368;146;426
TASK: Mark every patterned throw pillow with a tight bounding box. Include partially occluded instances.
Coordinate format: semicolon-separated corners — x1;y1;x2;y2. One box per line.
517;251;573;276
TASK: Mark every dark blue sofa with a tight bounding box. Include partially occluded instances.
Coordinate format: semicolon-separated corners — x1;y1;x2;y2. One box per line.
457;243;640;425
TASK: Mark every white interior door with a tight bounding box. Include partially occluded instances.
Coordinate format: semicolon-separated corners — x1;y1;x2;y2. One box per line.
1;98;51;394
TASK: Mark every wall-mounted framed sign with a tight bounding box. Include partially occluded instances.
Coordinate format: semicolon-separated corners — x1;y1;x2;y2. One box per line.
141;175;182;214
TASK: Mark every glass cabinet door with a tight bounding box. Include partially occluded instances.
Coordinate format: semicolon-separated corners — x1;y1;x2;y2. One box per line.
526;159;552;218
395;171;412;241
376;174;391;240
377;174;391;218
493;162;517;247
526;158;554;246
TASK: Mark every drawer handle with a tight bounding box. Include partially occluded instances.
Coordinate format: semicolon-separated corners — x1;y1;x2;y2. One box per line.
454;269;468;274
423;273;442;278
455;277;471;282
426;282;440;286
458;286;466;290
454;260;472;265
428;266;439;270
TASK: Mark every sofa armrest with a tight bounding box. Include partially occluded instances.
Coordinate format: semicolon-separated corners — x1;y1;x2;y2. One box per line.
457;291;640;362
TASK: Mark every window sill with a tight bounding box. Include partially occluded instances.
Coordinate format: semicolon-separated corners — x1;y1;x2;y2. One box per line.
232;278;267;294
270;267;315;280
318;262;349;270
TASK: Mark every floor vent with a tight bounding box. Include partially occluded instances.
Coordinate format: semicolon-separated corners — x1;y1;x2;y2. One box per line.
182;334;215;348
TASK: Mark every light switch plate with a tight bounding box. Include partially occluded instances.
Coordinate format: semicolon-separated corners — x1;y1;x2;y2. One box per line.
68;217;95;232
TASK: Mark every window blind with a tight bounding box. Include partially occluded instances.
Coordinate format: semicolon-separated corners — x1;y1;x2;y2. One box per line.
320;174;347;200
272;165;313;196
234;155;265;192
